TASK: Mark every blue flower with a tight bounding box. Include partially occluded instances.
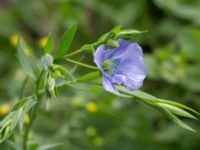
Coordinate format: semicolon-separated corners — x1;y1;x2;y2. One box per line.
94;39;146;95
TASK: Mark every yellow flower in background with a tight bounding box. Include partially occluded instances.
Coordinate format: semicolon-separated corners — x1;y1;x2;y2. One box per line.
10;34;18;46
0;104;10;116
86;102;97;113
10;34;32;57
39;36;48;48
24;114;30;124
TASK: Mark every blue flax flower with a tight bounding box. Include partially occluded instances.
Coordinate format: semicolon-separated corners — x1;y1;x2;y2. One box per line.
94;39;146;95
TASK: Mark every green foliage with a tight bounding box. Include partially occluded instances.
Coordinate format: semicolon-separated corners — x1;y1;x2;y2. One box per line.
54;23;77;60
0;0;200;150
44;34;53;54
17;36;36;80
117;86;198;132
0;98;37;142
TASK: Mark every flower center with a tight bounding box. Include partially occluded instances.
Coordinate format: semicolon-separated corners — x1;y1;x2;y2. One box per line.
102;59;113;74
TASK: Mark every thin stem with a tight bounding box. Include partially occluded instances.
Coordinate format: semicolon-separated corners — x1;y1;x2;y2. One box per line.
63;48;83;58
63;40;102;59
23;71;44;150
65;58;98;70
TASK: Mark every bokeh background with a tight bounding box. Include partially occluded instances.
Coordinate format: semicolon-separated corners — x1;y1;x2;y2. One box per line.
0;0;200;149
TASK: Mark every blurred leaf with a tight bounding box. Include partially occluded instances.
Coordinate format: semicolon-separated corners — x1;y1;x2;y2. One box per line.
54;23;77;60
116;86;198;131
182;64;200;92
6;140;21;150
79;71;100;82
29;143;39;150
44;34;53;54
163;107;195;132
154;0;200;25
117;29;146;37
41;54;54;71
17;36;36;80
37;143;62;150
157;98;200;116
158;103;197;120
179;28;200;62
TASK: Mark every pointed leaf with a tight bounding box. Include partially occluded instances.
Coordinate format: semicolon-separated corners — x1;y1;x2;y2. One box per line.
17;36;36;80
157;98;200;116
44;34;53;54
158;103;197;120
54;23;77;60
163;107;195;132
37;143;62;150
79;71;100;81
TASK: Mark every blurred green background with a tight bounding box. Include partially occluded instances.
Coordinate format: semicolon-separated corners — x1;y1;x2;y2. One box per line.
0;0;200;149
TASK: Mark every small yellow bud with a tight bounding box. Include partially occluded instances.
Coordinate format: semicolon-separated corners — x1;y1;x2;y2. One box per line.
0;104;10;116
39;37;48;48
10;34;18;46
86;102;97;113
24;114;30;124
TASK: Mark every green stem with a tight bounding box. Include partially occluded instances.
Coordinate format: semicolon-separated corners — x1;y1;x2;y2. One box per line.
63;40;103;59
23;71;44;150
65;58;98;70
63;48;83;58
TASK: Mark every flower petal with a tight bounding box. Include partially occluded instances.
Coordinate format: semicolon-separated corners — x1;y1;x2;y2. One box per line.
111;43;146;91
102;75;119;95
124;77;144;91
94;45;106;70
115;43;146;76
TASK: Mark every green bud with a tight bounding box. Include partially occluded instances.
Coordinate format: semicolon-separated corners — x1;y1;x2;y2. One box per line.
41;53;53;71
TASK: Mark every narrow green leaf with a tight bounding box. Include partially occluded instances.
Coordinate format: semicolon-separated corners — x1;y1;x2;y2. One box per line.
37;143;62;150
54;23;77;60
157;98;200;116
6;140;21;150
44;34;53;54
111;25;122;34
163;107;195;132
17;36;36;80
117;29;147;37
117;86;156;101
158;103;197;120
79;71;100;81
29;143;39;150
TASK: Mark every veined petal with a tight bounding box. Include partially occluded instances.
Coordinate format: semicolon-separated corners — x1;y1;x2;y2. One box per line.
125;78;144;91
102;75;119;95
94;38;146;95
94;45;106;70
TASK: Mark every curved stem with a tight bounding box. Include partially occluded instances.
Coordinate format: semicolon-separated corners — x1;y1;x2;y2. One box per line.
65;58;98;70
63;41;102;59
63;48;83;58
23;71;44;150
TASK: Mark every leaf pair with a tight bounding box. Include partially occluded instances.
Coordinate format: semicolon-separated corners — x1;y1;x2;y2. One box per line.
43;23;77;60
0;98;37;143
17;23;77;81
117;86;199;132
